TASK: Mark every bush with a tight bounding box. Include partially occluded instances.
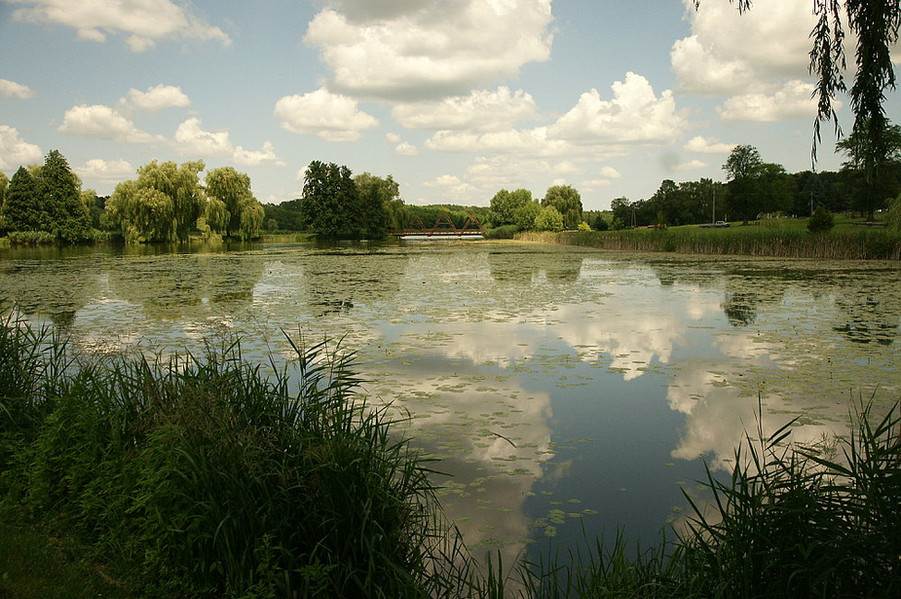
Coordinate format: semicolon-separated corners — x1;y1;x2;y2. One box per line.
808;205;835;233
7;230;56;246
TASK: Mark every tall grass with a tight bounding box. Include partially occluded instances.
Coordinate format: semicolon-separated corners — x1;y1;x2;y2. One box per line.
521;225;901;260
0;314;472;598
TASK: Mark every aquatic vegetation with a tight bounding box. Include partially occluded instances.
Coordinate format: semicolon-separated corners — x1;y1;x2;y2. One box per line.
0;314;472;598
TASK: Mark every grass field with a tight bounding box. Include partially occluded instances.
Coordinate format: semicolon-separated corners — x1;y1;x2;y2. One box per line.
520;216;901;260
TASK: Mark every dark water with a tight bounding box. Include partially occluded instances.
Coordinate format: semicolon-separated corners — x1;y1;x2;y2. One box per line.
2;240;899;563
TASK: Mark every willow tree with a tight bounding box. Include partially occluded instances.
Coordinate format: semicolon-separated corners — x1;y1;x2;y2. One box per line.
701;1;900;158
108;160;205;243
205;166;264;240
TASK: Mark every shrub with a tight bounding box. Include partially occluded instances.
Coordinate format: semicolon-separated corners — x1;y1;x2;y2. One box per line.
7;230;56;246
808;205;835;233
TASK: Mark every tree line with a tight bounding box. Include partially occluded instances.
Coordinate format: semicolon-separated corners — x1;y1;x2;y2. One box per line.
611;126;901;230
0;150;267;244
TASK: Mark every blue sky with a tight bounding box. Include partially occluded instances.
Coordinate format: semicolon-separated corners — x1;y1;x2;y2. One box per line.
1;0;895;211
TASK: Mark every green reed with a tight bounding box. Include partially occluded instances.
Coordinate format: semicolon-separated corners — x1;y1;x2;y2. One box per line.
0;315;474;598
520;226;901;260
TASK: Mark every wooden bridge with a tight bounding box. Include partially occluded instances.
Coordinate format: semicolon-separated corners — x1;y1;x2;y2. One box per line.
390;213;484;238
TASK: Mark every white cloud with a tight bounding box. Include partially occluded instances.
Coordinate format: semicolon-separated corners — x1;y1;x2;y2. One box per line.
668;159;708;172
394;141;418;156
174;117;283;166
393;87;538;131
425;127;568;155
10;0;230;51
717;80;821;122
684;135;735;154
0;125;43;169
76;158;135;182
672;0;816;95
274;88;378;142
303;0;553;99
549;73;687;145
119;84;190;112
0;78;36;99
58;104;163;143
599;166;622;179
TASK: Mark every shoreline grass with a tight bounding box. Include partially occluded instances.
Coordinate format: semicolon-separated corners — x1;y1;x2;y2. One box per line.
2;310;899;598
519;219;901;260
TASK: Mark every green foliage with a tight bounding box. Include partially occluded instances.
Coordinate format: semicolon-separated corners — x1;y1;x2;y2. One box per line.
534;205;564;232
2;167;43;232
301;161;361;237
489;188;532;227
107;160;206;243
205;167;264;240
7;230;56;246
513;199;541;231
808;205;835;233
887;195;901;232
836;120;901;219
38;150;91;243
0;319;469;598
354;172;401;239
542;185;582;229
724;146;796;221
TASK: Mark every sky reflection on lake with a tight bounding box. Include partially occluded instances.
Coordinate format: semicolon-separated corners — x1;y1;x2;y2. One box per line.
2;241;899;565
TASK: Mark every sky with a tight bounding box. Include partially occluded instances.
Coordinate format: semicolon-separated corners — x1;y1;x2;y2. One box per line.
0;0;897;211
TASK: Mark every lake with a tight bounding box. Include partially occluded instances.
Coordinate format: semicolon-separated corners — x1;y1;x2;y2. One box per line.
2;240;899;566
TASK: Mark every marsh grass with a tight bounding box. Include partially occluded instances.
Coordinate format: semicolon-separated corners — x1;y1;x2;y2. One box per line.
0;314;474;598
521;222;901;260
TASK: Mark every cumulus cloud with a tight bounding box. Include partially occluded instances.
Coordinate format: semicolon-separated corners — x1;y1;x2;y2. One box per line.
425;127;569;155
303;0;554;99
717;80;822;122
548;72;686;145
58;104;164;143
174;117;283;166
0;79;36;99
672;0;816;95
393;87;538;131
0;125;43;169
599;166;622;179
119;84;190;112
274;88;378;142
9;0;230;51
668;159;708;172
684;135;735;154
394;141;419;156
76;158;135;182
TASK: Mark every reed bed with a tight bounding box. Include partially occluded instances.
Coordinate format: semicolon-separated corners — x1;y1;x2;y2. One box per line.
520;227;901;260
0;311;473;598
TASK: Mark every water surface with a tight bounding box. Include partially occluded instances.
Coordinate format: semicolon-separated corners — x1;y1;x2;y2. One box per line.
2;240;899;564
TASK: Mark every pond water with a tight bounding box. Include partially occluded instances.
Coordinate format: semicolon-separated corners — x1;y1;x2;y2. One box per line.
2;240;899;565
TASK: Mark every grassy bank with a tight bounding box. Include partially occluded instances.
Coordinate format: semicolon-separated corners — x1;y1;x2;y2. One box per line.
520;218;901;260
2;311;899;598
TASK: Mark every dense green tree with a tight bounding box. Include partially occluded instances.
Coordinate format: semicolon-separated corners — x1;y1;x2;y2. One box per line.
302;161;360;237
38;150;90;242
513;199;541;231
205;167;264;240
263;199;306;231
723;146;794;221
2;166;43;232
534;205;564;231
0;171;8;211
489;188;532;226
542;185;582;229
107;160;205;243
836;119;901;219
354;173;400;239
